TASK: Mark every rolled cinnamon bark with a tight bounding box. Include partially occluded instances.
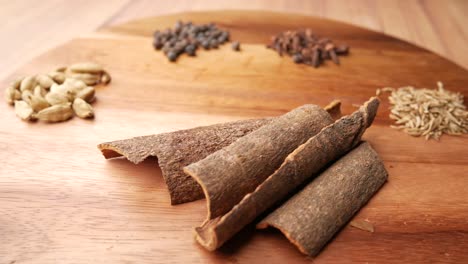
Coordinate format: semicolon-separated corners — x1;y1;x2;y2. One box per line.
191;97;379;250
257;142;388;256
98;101;341;205
184;105;334;220
98;118;270;205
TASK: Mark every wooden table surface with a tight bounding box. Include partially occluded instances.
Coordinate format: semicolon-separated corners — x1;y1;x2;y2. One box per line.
1;10;467;264
1;0;468;83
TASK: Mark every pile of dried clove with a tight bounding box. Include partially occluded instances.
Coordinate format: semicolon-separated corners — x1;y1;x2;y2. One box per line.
153;21;240;62
267;29;349;68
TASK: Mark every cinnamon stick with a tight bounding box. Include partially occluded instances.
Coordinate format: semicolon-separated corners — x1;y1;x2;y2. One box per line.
98;118;270;204
257;142;388;256
192;97;379;250
184;105;334;220
98;101;341;205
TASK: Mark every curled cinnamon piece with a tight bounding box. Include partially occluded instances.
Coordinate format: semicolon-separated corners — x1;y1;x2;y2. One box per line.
257;142;388;256
190;97;379;250
98;101;341;205
184;105;335;220
98;118;270;204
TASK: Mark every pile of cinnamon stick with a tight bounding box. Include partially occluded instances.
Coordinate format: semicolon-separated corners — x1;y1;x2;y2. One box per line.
98;97;387;256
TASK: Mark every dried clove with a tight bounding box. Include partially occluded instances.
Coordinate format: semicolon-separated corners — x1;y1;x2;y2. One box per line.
335;45;349;55
312;48;320;68
325;43;339;65
267;29;350;68
292;54;303;63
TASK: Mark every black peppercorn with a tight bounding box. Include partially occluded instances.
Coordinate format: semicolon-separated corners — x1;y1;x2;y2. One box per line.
153;38;163;50
185;44;196;56
153;21;239;62
201;40;210;50
177;39;188;48
231;41;240;51
223;31;230;42
218;35;227;43
174;21;183;34
210;39;219;49
167;50;178;61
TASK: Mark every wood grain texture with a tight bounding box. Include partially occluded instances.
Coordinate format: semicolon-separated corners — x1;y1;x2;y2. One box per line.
1;0;468;83
1;11;468;264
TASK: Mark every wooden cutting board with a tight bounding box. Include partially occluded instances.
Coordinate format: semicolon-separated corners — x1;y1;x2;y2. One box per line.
1;11;467;264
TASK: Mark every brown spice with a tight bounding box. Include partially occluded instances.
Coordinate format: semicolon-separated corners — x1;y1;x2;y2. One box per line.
193;97;379;251
98;101;342;205
267;29;349;67
153;21;239;62
231;41;241;51
184;104;334;220
257;142;387;256
98;118;270;205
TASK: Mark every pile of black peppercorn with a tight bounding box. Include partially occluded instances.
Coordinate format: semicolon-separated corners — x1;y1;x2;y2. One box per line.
153;21;240;62
267;29;349;68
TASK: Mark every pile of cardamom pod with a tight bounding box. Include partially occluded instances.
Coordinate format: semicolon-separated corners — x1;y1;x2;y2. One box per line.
4;62;111;123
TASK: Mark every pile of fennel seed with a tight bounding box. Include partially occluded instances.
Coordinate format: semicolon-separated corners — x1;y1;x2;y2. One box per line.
377;82;467;140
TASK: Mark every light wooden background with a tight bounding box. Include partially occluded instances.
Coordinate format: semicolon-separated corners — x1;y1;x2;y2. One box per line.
0;0;468;82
